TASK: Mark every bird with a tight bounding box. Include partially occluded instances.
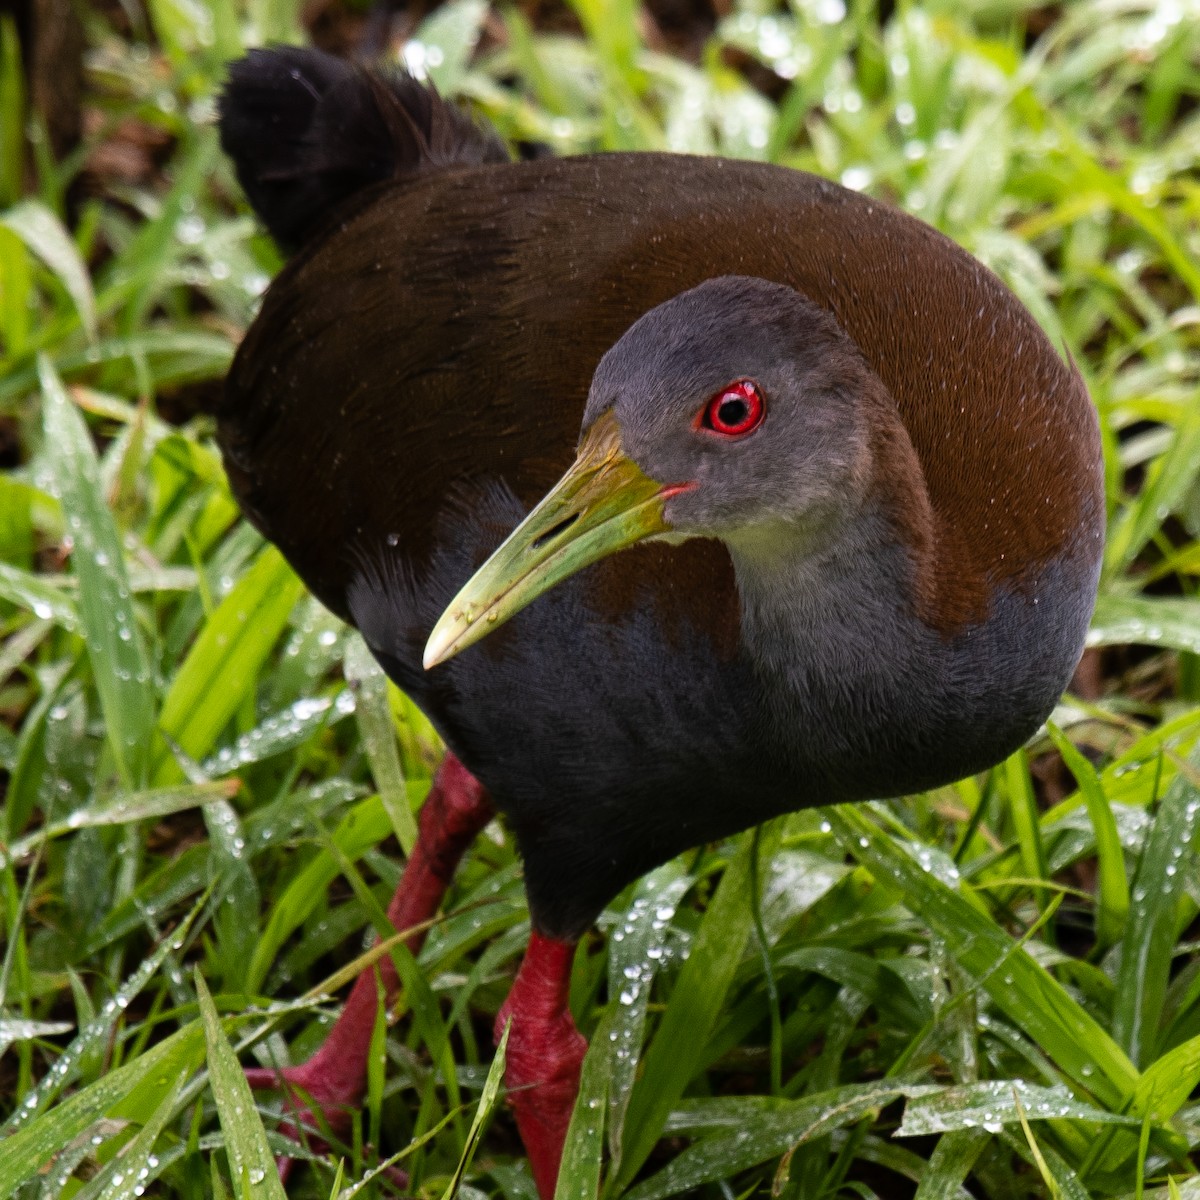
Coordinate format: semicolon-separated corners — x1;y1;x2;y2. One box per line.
213;45;1104;1197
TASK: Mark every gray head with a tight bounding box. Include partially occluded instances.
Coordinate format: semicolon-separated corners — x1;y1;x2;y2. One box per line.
583;275;880;545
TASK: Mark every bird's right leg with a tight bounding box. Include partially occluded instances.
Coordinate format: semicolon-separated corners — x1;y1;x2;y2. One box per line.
246;752;493;1173
495;932;588;1200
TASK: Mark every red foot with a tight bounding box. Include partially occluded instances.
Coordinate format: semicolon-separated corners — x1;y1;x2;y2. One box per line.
247;752;493;1174
244;1056;361;1179
495;933;588;1200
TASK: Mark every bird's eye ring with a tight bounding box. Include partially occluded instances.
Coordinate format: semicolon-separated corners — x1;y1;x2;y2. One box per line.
701;380;765;437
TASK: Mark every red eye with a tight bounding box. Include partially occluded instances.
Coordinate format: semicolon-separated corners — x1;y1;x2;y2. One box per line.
701;380;765;437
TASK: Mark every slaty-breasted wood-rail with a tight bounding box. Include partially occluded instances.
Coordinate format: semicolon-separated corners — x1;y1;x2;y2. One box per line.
214;46;1104;1196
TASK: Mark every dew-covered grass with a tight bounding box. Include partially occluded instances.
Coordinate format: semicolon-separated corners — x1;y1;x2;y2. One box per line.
2;0;1200;1197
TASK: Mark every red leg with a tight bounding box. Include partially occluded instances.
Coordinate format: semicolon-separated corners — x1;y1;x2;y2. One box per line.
495;932;587;1200
247;752;493;1167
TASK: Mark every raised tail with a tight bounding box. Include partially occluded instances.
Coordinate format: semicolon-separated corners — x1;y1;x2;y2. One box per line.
218;47;509;253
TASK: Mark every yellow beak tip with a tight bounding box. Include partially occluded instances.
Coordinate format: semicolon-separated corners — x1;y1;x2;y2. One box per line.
422;626;457;671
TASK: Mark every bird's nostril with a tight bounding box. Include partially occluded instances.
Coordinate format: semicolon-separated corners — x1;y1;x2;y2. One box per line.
532;512;581;551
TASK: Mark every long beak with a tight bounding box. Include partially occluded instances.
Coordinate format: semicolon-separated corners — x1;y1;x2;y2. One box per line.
424;411;683;669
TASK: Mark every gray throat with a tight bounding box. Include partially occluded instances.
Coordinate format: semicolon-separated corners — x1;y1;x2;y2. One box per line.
727;500;932;711
723;500;1073;799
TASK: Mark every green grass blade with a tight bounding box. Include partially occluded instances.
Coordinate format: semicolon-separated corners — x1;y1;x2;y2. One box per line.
605;861;694;1174
0;224;31;359
156;543;304;784
828;805;1139;1107
0;17;24;207
40;355;155;787
1089;595;1200;657
204;691;355;776
2;779;237;867
243;0;303;42
4;893;206;1128
345;635;416;854
197;971;288;1200
1049;724;1129;949
1130;1030;1200;1124
0;1024;204;1195
4;201;97;341
417;0;489;94
245;795;393;995
0;330;233;404
555;1009;612;1200
365;971;387;1166
1105;393;1200;577
623;1082;917;1200
439;1018;509;1200
0;1018;73;1056
0;560;80;631
912;1129;990;1200
92;1069;188;1200
1012;1095;1068;1200
895;1080;1138;1135
1004;1130;1091;1200
1005;750;1050;899
1113;752;1200;1066
615;820;783;1188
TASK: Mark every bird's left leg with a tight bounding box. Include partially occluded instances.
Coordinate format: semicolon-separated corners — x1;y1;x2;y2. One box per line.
494;932;588;1200
246;752;493;1171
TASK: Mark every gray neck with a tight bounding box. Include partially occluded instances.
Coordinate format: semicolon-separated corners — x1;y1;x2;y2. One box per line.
725;500;995;797
724;495;1089;799
727;498;919;684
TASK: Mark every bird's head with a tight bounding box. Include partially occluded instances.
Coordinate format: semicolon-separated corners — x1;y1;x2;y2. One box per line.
423;275;881;669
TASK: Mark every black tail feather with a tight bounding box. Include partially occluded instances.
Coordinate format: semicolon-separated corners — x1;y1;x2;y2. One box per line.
218;47;509;253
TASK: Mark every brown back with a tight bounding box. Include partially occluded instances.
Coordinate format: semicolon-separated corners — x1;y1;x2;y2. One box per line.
219;152;1101;637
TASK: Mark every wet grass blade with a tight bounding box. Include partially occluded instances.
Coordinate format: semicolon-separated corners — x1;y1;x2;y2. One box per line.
4;201;97;340
92;1069;188;1200
2;779;238;867
615;820;783;1188
156;544;305;784
245;795;393;995
197;971;288;1200
623;1082;917;1200
0;1024;204;1196
1129;1030;1200;1125
41;355;155;787
1113;753;1200;1066
1049;724;1129;949
556;1009;612;1200
345;635;416;854
828;805;1139;1107
3;893;206;1128
912;1129;990;1200
605;861;693;1175
1089;595;1200;657
1005;750;1049;907
1105;394;1200;577
0;560;79;630
895;1080;1137;1136
439;1018;509;1200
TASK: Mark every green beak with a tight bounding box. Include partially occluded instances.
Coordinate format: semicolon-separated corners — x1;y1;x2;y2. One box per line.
423;412;679;669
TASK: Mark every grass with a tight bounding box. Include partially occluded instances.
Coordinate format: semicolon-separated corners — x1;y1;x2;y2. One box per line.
1;0;1200;1196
